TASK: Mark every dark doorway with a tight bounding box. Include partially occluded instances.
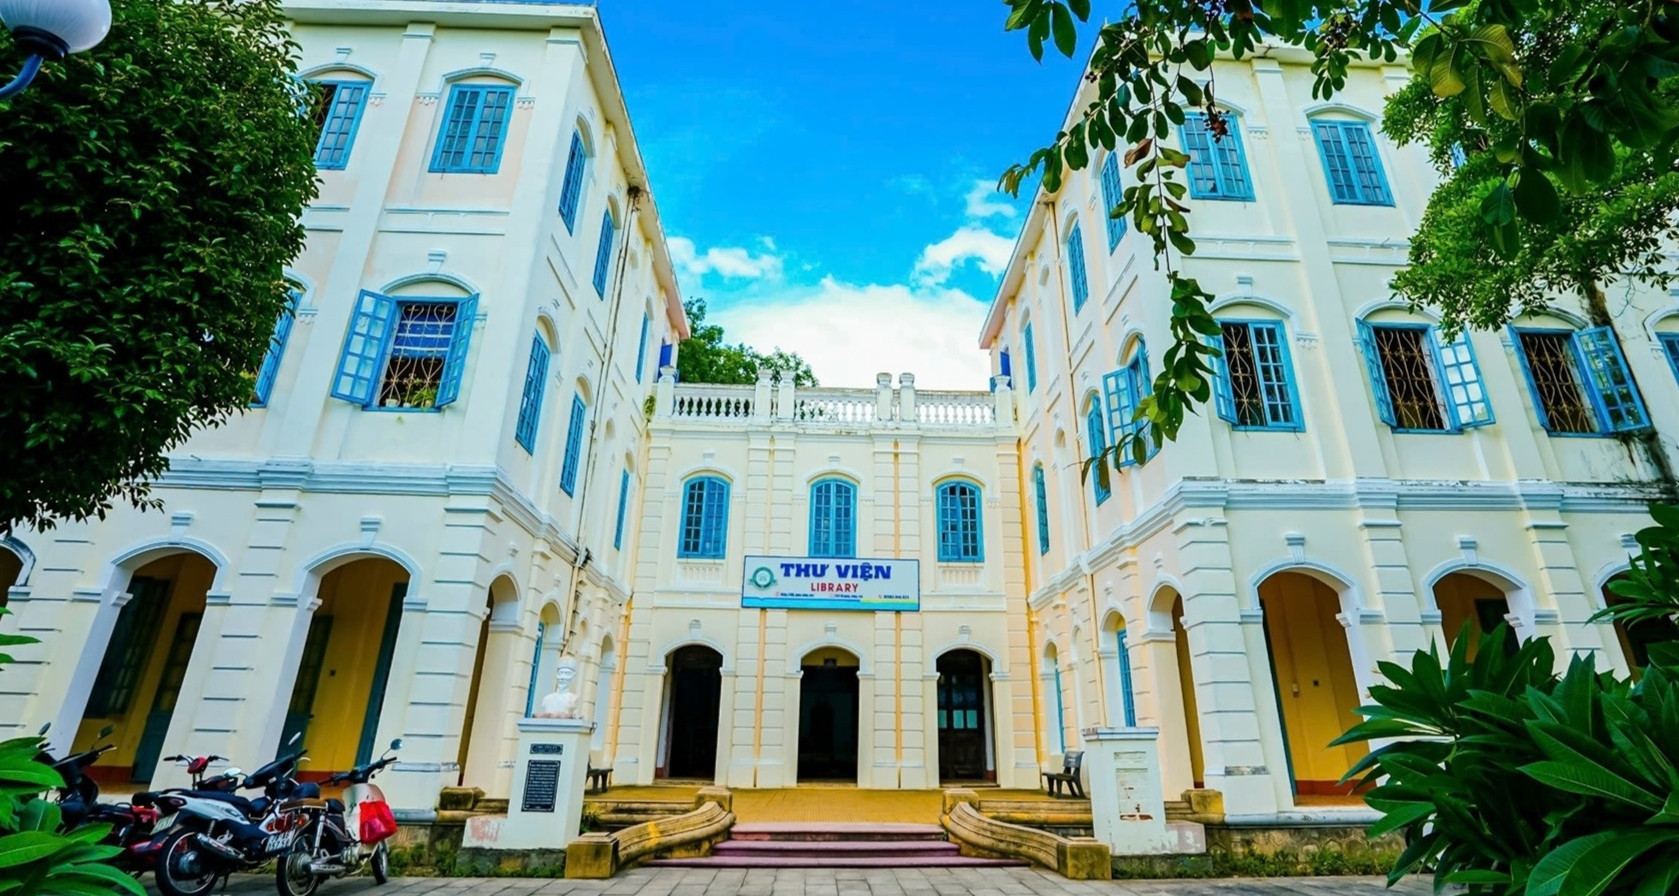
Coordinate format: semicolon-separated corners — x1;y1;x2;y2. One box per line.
661;646;722;779
797;660;859;781
937;650;991;782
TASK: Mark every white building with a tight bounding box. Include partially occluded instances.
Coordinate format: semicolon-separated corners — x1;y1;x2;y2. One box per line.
982;46;1679;818
5;8;1678;828
1;0;686;813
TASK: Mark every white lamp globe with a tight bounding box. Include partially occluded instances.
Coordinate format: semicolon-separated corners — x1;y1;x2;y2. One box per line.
0;0;113;58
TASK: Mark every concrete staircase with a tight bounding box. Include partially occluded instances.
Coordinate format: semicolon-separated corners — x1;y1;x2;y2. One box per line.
645;822;1029;869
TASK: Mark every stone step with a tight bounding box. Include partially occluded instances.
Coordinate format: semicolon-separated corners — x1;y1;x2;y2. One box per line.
646;855;1027;869
474;799;509;814
729;822;947;842
713;839;960;858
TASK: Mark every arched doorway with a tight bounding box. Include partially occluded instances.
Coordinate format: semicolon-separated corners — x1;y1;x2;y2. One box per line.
460;577;521;788
1433;571;1516;658
936;649;993;782
658;645;722;780
1603;573;1679;680
1168;594;1204;789
1039;643;1066;757
1257;571;1367;796
1101;611;1137;727
797;647;859;781
280;557;409;777
75;551;215;785
0;541;25;606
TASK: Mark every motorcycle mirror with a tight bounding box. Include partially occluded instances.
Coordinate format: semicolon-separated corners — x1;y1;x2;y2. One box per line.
37;723;49;736
390;738;403;751
224;767;244;777
288;732;302;746
98;725;115;739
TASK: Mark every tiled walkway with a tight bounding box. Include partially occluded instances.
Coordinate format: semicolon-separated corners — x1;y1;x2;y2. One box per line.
180;869;1435;895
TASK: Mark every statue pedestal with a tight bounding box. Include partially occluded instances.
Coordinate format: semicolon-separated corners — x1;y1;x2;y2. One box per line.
463;718;595;851
1082;727;1202;855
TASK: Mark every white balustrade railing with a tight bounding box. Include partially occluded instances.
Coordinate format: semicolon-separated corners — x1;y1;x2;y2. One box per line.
794;390;878;424
670;385;755;419
916;391;996;426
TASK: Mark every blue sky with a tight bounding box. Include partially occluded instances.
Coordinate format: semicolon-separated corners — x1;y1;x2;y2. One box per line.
598;2;1091;389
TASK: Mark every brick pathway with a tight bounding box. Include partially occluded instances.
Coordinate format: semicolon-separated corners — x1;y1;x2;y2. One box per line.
184;868;1436;895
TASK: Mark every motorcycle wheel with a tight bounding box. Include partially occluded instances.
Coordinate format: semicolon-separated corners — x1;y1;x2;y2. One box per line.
155;830;219;896
371;841;389;885
275;836;320;896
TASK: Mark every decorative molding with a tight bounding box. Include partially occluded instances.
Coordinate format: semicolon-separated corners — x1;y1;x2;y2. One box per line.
1457;536;1479;566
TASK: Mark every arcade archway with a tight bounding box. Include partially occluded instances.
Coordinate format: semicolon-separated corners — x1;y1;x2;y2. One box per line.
1257;571;1367;796
797;647;859;781
658;645;723;780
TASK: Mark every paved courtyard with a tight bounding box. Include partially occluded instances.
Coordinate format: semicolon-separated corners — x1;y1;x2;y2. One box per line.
183;869;1436;895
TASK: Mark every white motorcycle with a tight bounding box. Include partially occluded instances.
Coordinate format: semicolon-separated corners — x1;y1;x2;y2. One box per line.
276;739;402;896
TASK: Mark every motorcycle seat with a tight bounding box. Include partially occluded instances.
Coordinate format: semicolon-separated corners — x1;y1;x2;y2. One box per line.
192;791;260;815
280;798;328;811
325;798;345;814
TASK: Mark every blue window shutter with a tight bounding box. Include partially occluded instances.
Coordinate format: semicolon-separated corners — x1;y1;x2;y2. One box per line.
523;621;546;717
1051;664;1066;753
1356;320;1397;427
1214;120;1255;200
558;130;587;231
1116;628;1137;727
936;482;983;562
436;294;478;407
254;291;300;407
999;348;1012;380
614;470;631;550
1207;331;1236;423
592;211;617;297
1066;223;1090;311
1033;465;1050;556
1574;326;1650;433
1129;344;1157;459
1661;334;1679;383
1087;400;1109;504
1250;322;1303;430
658;341;673;371
1314;121;1392;206
1023;324;1038;393
1100;154;1126;250
559;395;585;495
314;82;369;170
1313;121;1360;203
1437;329;1494;428
1342;123;1393;205
513;335;550;453
332;290;398;406
635;314;650;383
1101;368;1131;464
679;477;729;559
430;85;513;173
809;479;857;558
1181;115;1221;199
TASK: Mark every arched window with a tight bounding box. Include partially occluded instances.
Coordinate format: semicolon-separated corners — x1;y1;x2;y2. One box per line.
513;331;551;452
593;206;618;297
679;476;730;559
1084;394;1109;504
1043;644;1066;754
809;479;857;558
523;620;546;717
1065;221;1090;312
430;81;516;174
1356;316;1492;432
1309;118;1392;206
310;77;372;169
558;125;592;231
331;283;478;411
936;480;983;563
1181;111;1254;201
1511;323;1648;435
253;286;302;407
1021;320;1038;393
1209;319;1303;431
1104;339;1157;461
1032;464;1050;556
1099;153;1127;250
1112;619;1137;727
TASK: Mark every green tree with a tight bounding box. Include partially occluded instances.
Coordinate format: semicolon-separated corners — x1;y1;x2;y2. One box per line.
676;298;818;387
1001;0;1679;474
0;0;319;532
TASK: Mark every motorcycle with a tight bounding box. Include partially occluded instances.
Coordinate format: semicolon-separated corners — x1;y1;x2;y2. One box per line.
40;726;166;876
153;734;316;896
127;754;245;872
276;739;402;896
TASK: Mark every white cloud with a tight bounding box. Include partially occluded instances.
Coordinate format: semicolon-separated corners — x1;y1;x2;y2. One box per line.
713;277;992;391
964;180;1018;220
911;225;1016;287
667;236;783;283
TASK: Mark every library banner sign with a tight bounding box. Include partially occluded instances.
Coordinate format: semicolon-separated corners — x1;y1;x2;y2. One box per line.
741;555;919;612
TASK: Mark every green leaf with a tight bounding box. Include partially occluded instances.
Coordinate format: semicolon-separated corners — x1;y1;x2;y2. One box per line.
1559;832;1669;896
1480;182;1516;225
1065;0;1089;20
1511;170;1561;223
1520;760;1664;812
1050;2;1077;59
0;833;67;869
1429;49;1467;97
1530;834;1615;896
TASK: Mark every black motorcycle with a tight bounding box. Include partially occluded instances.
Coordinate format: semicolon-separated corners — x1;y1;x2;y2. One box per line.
40;727;166;876
154;735;317;896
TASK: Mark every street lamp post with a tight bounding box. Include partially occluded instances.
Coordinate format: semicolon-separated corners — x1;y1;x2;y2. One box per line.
0;0;112;100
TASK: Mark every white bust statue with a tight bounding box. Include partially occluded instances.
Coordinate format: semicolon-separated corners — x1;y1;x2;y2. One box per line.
536;656;580;718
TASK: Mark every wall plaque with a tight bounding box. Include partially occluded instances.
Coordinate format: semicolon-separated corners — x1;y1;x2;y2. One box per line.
521;759;560;813
530;743;564;755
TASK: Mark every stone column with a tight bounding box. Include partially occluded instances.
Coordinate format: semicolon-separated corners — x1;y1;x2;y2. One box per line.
654;366;676;418
752;369;772;422
875;373;894;421
898;373;918;423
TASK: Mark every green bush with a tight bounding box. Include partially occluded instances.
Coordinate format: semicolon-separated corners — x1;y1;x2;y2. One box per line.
1338;505;1679;896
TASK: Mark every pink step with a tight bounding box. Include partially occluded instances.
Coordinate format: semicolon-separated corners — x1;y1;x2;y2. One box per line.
646;855;1027;869
729;822;946;842
713;840;960;857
